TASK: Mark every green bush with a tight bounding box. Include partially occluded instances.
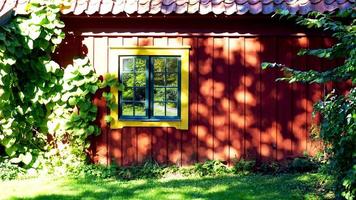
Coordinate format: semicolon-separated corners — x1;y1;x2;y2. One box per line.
69;160;234;180
69;158;323;181
289;157;319;173
0;160;24;180
72;163;118;179
232;159;255;174
118;160;163;180
258;162;280;175
193;160;231;176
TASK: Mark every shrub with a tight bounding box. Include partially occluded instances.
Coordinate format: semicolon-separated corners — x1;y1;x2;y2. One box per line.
258;161;280;175
193;160;231;176
232;159;255;174
0;160;24;180
289;157;319;173
72;163;118;179
118;160;163;180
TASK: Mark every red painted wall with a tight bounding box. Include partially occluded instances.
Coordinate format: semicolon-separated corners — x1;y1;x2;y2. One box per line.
55;16;337;166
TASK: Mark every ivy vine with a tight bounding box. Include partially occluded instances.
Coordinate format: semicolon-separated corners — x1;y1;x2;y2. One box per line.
0;0;121;174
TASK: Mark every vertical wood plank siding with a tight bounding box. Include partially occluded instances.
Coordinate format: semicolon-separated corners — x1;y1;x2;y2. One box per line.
70;33;328;165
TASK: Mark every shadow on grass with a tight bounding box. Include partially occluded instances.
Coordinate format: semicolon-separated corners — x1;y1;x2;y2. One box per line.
10;174;323;200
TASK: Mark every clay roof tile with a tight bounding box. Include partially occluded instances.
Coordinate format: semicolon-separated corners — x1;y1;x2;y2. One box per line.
99;0;114;14
212;2;225;13
187;1;199;13
236;1;249;14
175;2;188;13
85;0;101;15
161;2;177;13
262;1;275;13
249;1;263;13
1;0;354;17
62;0;77;14
137;1;150;13
224;2;236;14
124;0;138;14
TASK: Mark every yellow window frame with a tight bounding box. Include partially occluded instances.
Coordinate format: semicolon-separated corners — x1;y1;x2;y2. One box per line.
109;46;190;130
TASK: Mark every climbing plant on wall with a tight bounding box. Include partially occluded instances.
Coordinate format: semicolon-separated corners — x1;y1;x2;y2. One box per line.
0;0;122;174
262;9;355;200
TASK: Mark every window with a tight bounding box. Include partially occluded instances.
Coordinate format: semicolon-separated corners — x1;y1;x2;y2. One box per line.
109;47;189;130
119;56;180;120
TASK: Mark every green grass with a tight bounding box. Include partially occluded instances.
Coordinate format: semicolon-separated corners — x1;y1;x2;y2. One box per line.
0;173;332;200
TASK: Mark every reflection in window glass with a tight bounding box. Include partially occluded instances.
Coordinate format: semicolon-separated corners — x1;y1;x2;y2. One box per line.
120;56;148;118
154;88;165;101
166;88;178;102
122;58;134;72
122;88;134;101
135;102;146;116
134;87;146;101
135;73;146;87
154;72;165;86
166;73;178;86
122;73;134;87
153;58;165;72
135;58;146;72
122;103;134;116
166;58;178;72
153;102;165;116
120;56;180;119
166;102;178;116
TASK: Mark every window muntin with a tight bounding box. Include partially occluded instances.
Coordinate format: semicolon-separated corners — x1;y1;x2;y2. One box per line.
119;56;181;121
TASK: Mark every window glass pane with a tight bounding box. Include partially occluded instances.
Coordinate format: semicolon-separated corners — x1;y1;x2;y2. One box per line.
166;102;178;117
134;87;146;101
154;88;165;102
135;57;146;72
135;73;146;87
153;102;165;116
122;88;134;101
166;58;178;72
122;73;134;87
166;73;178;86
122;58;134;72
134;102;146;116
122;102;134;116
166;88;178;101
154;72;165;86
153;58;165;72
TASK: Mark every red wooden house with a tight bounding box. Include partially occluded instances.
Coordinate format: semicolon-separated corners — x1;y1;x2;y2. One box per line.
2;0;354;166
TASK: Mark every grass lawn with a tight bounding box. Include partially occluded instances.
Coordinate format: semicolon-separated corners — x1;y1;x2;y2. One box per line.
0;173;331;200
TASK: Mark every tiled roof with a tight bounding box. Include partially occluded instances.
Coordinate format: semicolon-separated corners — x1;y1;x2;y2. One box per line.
1;0;355;17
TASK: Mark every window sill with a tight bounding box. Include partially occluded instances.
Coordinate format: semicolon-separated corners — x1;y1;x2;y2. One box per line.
119;118;181;122
110;119;188;130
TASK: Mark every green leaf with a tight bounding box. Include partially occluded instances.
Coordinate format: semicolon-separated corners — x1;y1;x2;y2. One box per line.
51;37;62;45
79;66;91;76
5;146;17;157
261;62;270;70
10;157;22;164
118;83;125;91
104;115;113;123
21;152;33;165
88;125;95;134
68;97;77;106
2;137;16;148
29;29;41;40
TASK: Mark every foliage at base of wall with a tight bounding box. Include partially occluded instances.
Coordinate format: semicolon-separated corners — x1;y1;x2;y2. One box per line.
262;8;355;200
68;158;320;180
0;1;114;175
